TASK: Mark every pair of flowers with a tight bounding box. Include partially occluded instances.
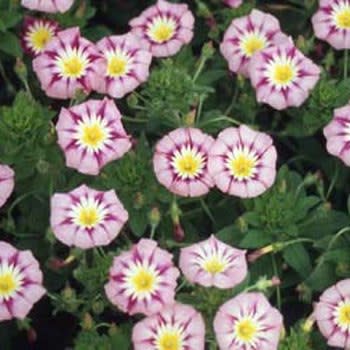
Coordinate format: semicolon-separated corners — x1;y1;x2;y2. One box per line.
153;125;277;198
220;9;321;111
23;0;194;99
105;237;283;350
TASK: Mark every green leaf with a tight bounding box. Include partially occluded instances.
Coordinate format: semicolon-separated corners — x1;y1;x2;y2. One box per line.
239;230;273;249
0;31;22;57
283;243;312;279
0;12;22;31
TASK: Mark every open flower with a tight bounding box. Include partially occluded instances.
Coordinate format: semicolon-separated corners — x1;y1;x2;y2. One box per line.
220;9;289;76
21;0;74;13
33;27;101;99
132;302;205;350
208;125;277;198
50;184;128;249
249;42;321;110
323;104;350;166
129;0;195;57
214;292;283;350
153;128;215;197
314;279;350;348
92;34;152;98
224;0;243;8
179;235;247;289
0;165;14;209
21;17;59;57
56;98;132;175
0;241;46;321
312;0;350;49
105;239;179;316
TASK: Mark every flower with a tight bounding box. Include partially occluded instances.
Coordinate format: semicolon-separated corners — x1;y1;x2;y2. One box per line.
21;17;59;57
153;128;215;197
249;42;321;110
208;125;277;198
0;165;14;209
0;241;46;321
129;0;195;57
214;292;283;350
224;0;243;8
56;98;132;175
323;104;350;166
312;0;350;50
21;0;74;13
314;279;350;348
33;27;101;99
132;302;205;350
220;9;289;76
179;235;247;289
50;184;128;249
92;34;152;98
105;239;180;316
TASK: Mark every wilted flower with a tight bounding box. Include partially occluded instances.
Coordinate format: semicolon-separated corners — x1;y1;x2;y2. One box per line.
214;292;283;350
21;17;59;57
129;0;195;57
21;0;74;13
220;9;289;76
153;128;215;197
312;0;350;50
323;104;350;166
0;165;14;209
33;27;101;99
249;42;321;110
0;241;46;321
105;239;180;316
92;33;152;98
56;98;132;175
50;184;128;249
132;302;205;350
208;125;277;198
314;279;350;348
224;0;243;8
179;235;247;289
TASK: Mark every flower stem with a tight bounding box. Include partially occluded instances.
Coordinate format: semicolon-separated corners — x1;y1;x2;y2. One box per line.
344;49;349;80
272;256;282;310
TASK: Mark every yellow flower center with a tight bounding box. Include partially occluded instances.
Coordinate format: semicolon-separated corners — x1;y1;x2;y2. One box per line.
57;49;89;79
29;26;53;52
131;268;156;293
81;122;106;149
0;273;17;297
107;55;128;77
337;303;350;327
172;147;204;179
63;56;84;77
241;34;266;57
235;318;258;343
202;256;226;274
157;330;182;350
148;17;176;43
272;63;295;86
335;6;350;29
78;207;100;228
229;153;256;180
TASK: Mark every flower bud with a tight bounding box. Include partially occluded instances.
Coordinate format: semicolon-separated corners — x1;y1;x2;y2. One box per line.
148;207;161;228
174;223;185;242
81;313;94;331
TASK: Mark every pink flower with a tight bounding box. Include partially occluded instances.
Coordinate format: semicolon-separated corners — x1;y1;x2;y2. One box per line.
0;165;14;209
0;241;46;321
224;0;243;8
323;104;350;166
132;302;205;350
21;17;59;57
249;42;321;110
214;292;283;350
312;0;350;50
56;98;132;175
220;10;289;76
50;184;128;249
129;0;195;57
179;235;247;289
33;27;101;99
153;128;215;197
92;34;152;99
314;279;350;348
105;239;180;316
21;0;74;13
208;125;277;198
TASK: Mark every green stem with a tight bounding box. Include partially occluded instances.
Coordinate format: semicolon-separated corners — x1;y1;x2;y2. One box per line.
193;56;208;82
272;256;282;310
200;198;216;224
326;162;339;199
122;115;148;123
345;49;349;80
224;82;240;116
198;115;241;128
196;94;205;123
150;225;156;240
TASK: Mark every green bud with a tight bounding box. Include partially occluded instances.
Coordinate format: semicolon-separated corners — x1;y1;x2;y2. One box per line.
108;323;118;336
36;159;50;174
81;313;94;331
201;42;215;59
92;301;105;315
14;58;28;81
148;207;161;228
127;93;139;108
133;192;144;209
196;1;211;18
